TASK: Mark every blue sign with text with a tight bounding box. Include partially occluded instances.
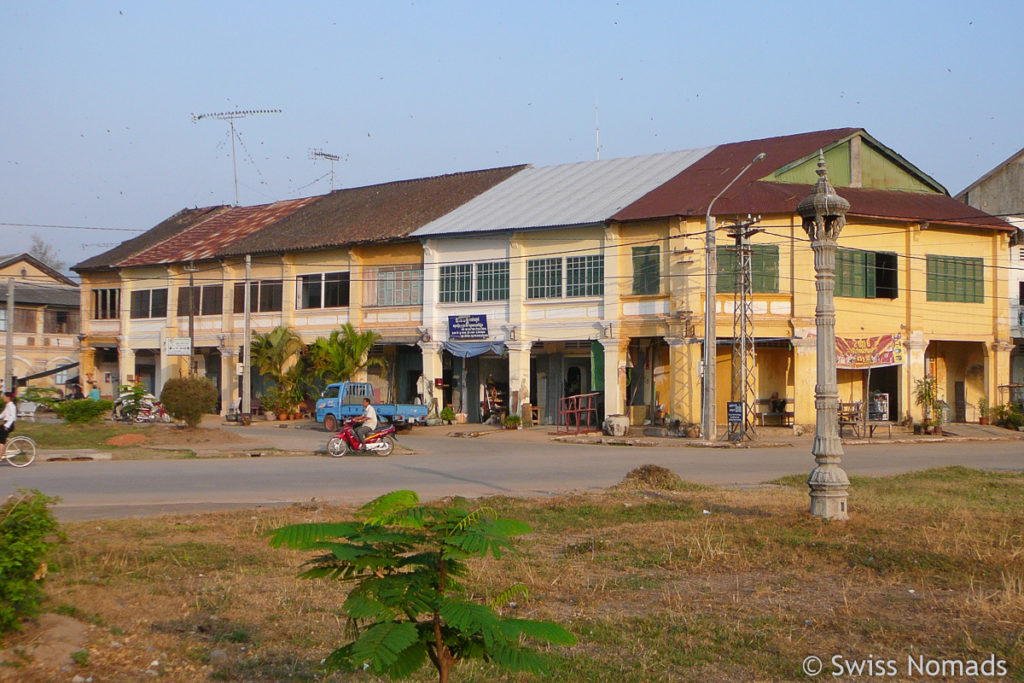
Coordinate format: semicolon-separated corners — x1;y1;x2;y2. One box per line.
448;315;488;340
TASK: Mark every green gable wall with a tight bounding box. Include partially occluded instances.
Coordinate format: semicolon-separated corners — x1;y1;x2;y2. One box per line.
771;144;851;187
766;137;939;194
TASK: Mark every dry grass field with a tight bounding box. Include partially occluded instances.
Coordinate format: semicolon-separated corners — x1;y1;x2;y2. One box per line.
2;465;1022;681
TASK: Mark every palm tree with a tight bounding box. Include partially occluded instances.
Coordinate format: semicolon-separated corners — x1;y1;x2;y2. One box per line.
307;323;386;385
252;326;305;412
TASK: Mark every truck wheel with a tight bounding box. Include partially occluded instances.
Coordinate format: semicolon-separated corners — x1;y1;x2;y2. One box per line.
327;437;349;457
324;414;338;432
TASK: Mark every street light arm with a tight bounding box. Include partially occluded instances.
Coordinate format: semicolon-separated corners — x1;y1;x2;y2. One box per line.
706;152;767;221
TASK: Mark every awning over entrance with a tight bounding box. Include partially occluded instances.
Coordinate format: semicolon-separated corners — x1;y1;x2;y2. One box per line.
443;340;506;358
16;361;80;385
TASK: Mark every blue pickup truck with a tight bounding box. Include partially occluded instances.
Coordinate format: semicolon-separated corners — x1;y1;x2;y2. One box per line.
315;381;428;432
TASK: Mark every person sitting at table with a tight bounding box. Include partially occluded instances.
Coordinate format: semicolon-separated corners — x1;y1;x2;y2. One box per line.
769;391;786;414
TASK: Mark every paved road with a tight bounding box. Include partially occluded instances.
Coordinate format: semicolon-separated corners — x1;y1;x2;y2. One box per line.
4;424;1022;520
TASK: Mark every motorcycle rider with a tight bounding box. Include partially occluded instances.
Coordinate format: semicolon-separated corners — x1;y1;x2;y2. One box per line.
352;397;378;449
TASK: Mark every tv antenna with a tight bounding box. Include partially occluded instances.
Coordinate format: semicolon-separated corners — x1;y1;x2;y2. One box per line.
309;149;341;191
192;109;282;206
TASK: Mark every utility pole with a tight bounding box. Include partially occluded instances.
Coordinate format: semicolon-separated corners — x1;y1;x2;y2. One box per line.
242;255;252;418
702;151;766;441
726;218;763;442
4;279;13;392
184;263;198;376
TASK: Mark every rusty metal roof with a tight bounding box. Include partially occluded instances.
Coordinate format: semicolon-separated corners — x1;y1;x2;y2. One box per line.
73;206;226;271
118;197;319;266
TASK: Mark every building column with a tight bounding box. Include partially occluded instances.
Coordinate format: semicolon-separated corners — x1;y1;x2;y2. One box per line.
418;340;443;417
505;340;532;417
990;340;1013;406
600;338;627;417
118;345;135;390
79;346;97;386
665;337;698;424
220;346;239;415
791;336;816;424
905;333;927;421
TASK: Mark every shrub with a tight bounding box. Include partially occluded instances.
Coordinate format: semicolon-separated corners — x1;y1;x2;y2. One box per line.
501;414;522;429
53;398;114;423
268;490;576;682
160;376;218;428
0;490;63;639
440;406;456;424
20;386;62;408
992;403;1024;431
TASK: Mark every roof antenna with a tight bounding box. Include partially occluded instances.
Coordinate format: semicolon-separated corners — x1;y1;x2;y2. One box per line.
192;109;282;206
309;149;341;191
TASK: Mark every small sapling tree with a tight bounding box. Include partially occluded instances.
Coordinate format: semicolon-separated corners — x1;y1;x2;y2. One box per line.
268;490;576;682
0;490;63;639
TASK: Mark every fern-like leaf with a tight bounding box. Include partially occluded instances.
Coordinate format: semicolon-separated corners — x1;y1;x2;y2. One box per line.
359;490;419;525
350;621;419;674
488;641;551;674
489;583;529;609
384;641;428;679
266;522;360;549
499;618;577;645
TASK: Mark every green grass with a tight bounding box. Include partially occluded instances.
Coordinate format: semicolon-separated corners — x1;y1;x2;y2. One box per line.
16;421;148;449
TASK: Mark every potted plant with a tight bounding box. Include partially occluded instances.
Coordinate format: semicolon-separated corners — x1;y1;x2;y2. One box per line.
440;405;456;425
502;414;523;430
913;377;939;435
978;396;990;425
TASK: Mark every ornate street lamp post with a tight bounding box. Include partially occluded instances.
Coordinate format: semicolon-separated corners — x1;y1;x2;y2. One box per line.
797;152;851;520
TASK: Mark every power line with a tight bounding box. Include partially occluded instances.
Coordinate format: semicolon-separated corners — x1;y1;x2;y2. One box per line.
0;222;144;233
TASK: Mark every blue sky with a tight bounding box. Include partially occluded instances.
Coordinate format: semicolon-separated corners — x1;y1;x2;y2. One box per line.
2;1;1022;267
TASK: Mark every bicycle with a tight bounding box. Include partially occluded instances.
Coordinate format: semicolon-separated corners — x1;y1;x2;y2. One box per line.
2;435;37;467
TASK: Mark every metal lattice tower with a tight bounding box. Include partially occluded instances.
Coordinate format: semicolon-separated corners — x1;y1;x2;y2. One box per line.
727;219;762;441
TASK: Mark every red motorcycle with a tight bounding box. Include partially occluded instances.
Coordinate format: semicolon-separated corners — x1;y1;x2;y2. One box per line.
327;418;397;457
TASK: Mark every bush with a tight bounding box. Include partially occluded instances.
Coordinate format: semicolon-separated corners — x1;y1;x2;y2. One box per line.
992;403;1024;431
20;386;62;408
53;398;114;423
0;490;63;639
160;376;218;428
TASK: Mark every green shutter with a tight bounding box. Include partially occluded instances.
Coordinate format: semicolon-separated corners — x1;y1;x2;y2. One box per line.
591;341;604;391
717;246;738;294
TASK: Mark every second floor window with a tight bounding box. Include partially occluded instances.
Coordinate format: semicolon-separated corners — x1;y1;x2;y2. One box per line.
375;266;423;306
632;246;660;295
566;255;604;297
927;255;983;303
177;285;224;316
92;288;120;320
44;309;80;334
836;249;898;299
527;258;562;299
439;265;472;303
298;272;350;309
233;280;283;313
717;244;780;294
130;288;168;319
476;261;510;302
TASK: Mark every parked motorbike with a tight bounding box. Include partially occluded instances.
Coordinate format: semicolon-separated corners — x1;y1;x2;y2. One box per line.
113;393;172;423
327;418;397;457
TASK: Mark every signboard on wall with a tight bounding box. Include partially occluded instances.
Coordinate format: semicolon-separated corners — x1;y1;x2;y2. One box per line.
835;334;904;369
164;337;192;356
448;315;488;340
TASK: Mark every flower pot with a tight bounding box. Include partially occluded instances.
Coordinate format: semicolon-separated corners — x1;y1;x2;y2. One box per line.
979;417;989;425
278;413;288;421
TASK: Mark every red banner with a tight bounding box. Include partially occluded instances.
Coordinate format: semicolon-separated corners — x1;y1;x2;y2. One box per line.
835;334;904;369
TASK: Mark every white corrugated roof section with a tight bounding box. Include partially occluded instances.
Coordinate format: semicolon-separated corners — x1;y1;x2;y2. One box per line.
412;146;716;237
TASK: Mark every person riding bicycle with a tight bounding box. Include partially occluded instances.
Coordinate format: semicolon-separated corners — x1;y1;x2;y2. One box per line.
352;397;378;449
0;392;16;461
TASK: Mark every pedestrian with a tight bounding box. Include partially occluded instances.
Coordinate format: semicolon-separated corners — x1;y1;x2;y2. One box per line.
0;391;16;462
71;383;85;400
88;383;101;401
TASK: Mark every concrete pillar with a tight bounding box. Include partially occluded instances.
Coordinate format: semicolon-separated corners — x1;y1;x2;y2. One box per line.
905;333;927;421
220;346;238;415
79;346;97;385
418;340;443;416
504;340;532;416
990;340;1013;406
118;345;135;390
791;336;816;424
665;337;698;423
600;338;626;417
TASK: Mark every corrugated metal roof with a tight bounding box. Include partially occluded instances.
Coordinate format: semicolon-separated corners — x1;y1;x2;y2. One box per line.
0;282;79;307
119;197;318;266
412;148;715;237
